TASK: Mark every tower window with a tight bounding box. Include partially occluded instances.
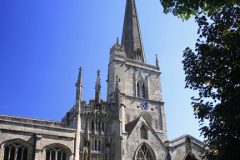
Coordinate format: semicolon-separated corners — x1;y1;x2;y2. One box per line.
136;81;147;99
137;83;140;97
142;84;145;98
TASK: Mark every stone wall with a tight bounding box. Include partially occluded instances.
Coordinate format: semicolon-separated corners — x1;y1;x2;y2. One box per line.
0;115;76;160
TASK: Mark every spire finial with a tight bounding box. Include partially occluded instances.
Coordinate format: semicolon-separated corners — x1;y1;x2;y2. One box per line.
97;69;100;77
76;66;83;86
96;69;101;90
95;69;101;105
117;37;119;45
156;54;159;68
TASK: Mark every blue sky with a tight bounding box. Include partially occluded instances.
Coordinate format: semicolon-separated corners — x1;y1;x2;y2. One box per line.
0;0;203;141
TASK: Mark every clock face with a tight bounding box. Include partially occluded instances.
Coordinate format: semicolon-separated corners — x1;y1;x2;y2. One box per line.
140;102;148;110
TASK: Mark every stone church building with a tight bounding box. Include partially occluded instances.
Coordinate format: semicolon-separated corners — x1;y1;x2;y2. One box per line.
0;0;205;160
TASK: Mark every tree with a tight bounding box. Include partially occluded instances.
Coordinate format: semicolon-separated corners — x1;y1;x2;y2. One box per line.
160;0;238;20
160;0;240;159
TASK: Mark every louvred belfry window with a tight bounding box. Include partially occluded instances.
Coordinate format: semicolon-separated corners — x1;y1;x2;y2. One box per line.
137;82;140;97
142;84;145;98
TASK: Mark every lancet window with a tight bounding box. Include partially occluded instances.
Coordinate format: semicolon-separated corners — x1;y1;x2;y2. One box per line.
94;140;97;151
45;147;67;160
3;143;29;160
140;125;148;140
98;140;101;151
102;122;104;131
136;144;154;160
91;121;94;133
136;49;143;61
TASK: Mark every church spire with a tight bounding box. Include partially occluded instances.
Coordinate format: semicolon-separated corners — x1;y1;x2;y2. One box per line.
121;0;145;63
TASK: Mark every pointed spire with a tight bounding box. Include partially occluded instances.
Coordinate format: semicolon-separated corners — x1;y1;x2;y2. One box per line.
121;0;145;62
95;69;101;104
156;54;159;68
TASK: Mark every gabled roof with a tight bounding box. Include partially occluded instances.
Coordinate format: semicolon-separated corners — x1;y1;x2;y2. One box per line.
125;117;140;134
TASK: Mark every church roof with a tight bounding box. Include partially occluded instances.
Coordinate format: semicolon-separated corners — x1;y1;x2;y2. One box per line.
125;117;140;134
121;0;145;62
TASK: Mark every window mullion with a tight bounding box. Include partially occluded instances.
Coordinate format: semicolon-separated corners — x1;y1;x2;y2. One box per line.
8;146;11;160
21;148;24;160
55;151;58;160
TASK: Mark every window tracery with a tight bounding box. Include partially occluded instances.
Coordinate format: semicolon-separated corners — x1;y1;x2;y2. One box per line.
3;143;28;160
45;146;67;160
135;144;154;160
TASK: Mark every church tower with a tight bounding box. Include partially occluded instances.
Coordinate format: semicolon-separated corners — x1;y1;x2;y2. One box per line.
107;0;167;142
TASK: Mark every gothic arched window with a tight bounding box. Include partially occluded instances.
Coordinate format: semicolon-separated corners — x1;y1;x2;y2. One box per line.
140;125;148;139
45;146;67;160
98;140;101;151
3;141;30;160
94;140;97;151
91;121;94;133
102;122;104;131
98;122;101;133
135;144;154;160
136;49;142;61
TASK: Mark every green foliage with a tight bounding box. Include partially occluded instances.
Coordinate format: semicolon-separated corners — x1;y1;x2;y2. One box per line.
160;0;238;20
182;4;240;159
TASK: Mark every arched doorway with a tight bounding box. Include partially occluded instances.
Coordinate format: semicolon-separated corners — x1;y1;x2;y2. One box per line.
135;143;155;160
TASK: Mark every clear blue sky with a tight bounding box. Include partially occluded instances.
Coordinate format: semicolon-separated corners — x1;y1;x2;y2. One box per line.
0;0;203;141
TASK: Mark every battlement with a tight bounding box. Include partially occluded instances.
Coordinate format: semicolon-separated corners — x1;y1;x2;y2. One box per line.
61;99;117;127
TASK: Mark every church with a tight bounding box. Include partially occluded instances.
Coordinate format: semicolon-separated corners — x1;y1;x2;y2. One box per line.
0;0;205;160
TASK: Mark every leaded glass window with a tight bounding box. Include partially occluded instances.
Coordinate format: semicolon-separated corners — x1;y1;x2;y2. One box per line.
45;147;67;160
136;144;154;160
3;143;28;160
